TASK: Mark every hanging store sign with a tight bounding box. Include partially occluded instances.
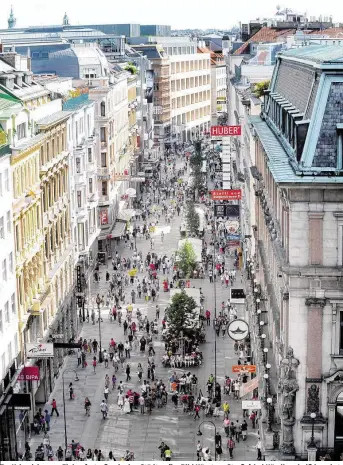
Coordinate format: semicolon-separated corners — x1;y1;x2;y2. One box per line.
242;400;261;410
230;288;246;304
18;366;40;381
210;125;241;137
225;220;240;234
214;204;227;218
240;376;259;397
232;365;256;373
211;189;241;201
228;318;249;340
100;209;109;226
76;264;83;308
114;175;145;182
26;343;54;358
226;204;240;218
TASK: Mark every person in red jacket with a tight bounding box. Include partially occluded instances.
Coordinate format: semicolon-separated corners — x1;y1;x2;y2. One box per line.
51;399;59;416
205;310;211;326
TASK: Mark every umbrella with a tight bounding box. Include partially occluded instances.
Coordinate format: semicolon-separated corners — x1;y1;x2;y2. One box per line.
126;188;137;198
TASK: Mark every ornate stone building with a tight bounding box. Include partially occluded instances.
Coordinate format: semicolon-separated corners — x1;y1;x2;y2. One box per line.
234;45;343;459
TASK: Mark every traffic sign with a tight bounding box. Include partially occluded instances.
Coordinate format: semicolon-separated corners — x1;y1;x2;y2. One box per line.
232;365;256;373
210;126;241;137
211;189;241;201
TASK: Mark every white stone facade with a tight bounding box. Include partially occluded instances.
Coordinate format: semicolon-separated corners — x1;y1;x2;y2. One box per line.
0;153;19;381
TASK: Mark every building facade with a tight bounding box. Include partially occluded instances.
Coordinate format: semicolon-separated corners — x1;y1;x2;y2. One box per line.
230;45;343;460
63;96;99;310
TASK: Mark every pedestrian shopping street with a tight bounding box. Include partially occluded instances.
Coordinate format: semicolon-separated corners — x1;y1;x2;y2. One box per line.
26;155;258;461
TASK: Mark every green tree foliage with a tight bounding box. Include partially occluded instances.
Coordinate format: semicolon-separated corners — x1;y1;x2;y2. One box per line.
253;80;270;98
177;240;197;278
166;291;199;340
124;63;138;75
186;201;200;236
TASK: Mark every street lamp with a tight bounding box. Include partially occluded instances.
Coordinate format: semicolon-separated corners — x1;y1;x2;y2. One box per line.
266;397;273;432
98;306;103;363
62;369;79;457
309;412;317;447
197;420;217;460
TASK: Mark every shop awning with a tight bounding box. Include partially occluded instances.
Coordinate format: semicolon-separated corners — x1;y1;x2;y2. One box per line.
110;221;126;238
117;209;136;222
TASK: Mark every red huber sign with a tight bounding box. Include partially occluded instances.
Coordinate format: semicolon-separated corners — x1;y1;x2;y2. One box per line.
232;365;256;374
211;189;242;201
210;125;242;136
18;366;40;381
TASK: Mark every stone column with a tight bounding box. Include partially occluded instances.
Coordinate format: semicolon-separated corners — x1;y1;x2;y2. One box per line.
327;403;336;448
305;298;327;378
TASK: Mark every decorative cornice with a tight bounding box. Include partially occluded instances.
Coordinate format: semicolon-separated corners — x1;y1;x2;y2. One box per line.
305;297;327;308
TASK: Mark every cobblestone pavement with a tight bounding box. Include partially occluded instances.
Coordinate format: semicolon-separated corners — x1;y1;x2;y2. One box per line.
26;159;259;461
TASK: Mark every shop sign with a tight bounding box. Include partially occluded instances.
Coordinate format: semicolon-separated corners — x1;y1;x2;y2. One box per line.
226;204;240;218
18;366;40;381
210;125;241;136
211;189;241;201
228;233;240;241
242;400;261;410
225;220;240;234
240;377;259;397
230;288;246;304
76;264;83;308
100;209;108;225
228;318;249;340
214;204;227;218
26;343;54;358
232;365;256;373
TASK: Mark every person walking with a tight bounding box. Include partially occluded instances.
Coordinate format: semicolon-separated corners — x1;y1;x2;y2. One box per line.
124;341;131;358
139;395;145;414
69;383;74;400
92;357;97;373
126;363;131;381
100;400;108;419
103;350;109;368
227;437;235;459
256;438;262;460
51;399;59;417
196;441;202;460
193;403;201;420
104;386;109;401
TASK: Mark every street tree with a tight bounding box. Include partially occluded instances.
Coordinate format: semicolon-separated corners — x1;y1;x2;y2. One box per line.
166;291;199;340
186;201;200;236
177;239;197;277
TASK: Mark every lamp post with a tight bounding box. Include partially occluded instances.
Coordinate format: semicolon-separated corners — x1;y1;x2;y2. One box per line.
98;306;103;363
197;420;217;460
266;397;273;432
62;369;79;457
309;412;317;447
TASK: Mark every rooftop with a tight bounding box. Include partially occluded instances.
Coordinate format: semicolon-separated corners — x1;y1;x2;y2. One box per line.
36;110;71;127
233;26;296;55
250;115;343;184
280;44;343;64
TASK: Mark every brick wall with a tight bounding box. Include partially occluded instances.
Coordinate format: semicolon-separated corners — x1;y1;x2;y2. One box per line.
313;82;343;167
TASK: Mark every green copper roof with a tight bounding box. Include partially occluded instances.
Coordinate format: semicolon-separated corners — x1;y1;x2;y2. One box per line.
280;45;343;64
249;115;343;184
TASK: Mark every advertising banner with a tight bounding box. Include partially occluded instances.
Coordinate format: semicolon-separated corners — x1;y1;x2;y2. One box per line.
100;209;108;225
211;189;241;200
242;399;261;409
145;70;154;104
210;125;241;136
18;366;40;381
232;365;256;373
226;204;240;218
240;376;259;397
26;343;54;358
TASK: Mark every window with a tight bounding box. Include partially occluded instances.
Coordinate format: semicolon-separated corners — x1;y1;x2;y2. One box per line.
89;178;93;194
88;148;92;162
101;153;107;168
8;342;12;363
75;158;81;173
0;172;2;196
100;127;106;142
77;191;82;208
102;182;108;196
16;123;26;140
0;310;2;333
2;259;7;281
100;101;106;117
9;252;13;273
4;302;9;323
4;169;9;191
11;293;15;314
6;211;11;233
0;217;4;239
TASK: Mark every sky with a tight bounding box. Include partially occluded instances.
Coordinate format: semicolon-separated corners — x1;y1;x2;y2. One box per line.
2;0;343;30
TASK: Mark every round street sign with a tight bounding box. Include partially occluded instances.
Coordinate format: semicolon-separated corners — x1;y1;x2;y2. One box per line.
228;319;249;341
